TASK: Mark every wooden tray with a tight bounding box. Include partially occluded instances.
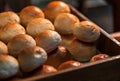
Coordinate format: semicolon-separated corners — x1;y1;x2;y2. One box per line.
12;6;120;81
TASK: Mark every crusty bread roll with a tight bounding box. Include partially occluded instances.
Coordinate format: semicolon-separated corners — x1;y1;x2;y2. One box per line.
26;18;55;38
54;13;80;35
18;46;47;72
0;54;19;80
44;1;70;22
19;6;44;27
90;54;110;62
0;41;8;54
0;22;26;43
73;21;100;43
7;34;36;57
0;11;20;28
35;30;62;53
58;60;82;70
67;38;96;62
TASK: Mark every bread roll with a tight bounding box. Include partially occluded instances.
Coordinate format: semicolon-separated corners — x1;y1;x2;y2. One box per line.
44;1;70;22
26;18;54;38
0;41;8;54
35;30;61;53
111;32;120;42
58;60;82;70
7;34;36;57
19;6;44;27
0;54;19;80
18;46;47;72
73;21;100;43
0;22;26;43
54;13;80;35
0;11;20;28
67;39;96;62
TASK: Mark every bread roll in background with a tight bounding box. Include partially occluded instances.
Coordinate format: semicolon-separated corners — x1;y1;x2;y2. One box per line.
67;38;96;62
73;21;100;43
0;11;20;28
0;54;19;80
58;60;82;70
26;18;54;38
19;6;44;27
54;13;80;35
44;1;70;22
110;32;120;42
0;22;26;43
35;30;62;53
7;34;36;57
18;46;47;72
0;41;8;54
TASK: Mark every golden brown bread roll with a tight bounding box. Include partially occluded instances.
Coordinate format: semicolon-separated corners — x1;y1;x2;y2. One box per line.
18;46;47;72
0;54;19;80
0;22;26;43
0;41;8;54
44;1;70;22
19;6;44;27
73;21;100;43
0;11;20;28
45;46;73;68
58;60;82;70
26;18;55;38
35;30;62;53
7;34;36;57
90;54;110;62
54;13;80;35
67;38;96;62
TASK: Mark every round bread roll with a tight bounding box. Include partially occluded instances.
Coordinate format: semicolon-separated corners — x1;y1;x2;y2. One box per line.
33;65;57;76
58;60;82;70
73;21;100;43
67;39;96;62
35;30;62;53
18;46;47;72
0;11;20;28
26;18;55;38
7;34;36;57
0;22;26;43
19;6;44;27
111;32;120;42
0;41;8;54
54;13;80;35
0;54;19;80
45;46;73;68
90;54;109;62
44;1;70;22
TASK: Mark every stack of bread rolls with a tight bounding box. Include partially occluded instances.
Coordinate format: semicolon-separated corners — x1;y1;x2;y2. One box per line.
0;1;107;80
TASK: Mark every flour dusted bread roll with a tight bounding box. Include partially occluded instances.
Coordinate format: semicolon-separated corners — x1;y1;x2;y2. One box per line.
0;11;20;28
73;21;100;43
26;18;54;38
18;46;47;72
35;30;61;53
7;34;36;57
0;22;26;43
19;6;44;27
0;54;19;80
67;38;96;62
44;1;70;22
54;13;80;35
0;41;8;54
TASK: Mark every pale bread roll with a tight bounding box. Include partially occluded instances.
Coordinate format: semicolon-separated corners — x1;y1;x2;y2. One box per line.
0;22;26;43
26;18;54;38
0;11;20;28
35;30;61;53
